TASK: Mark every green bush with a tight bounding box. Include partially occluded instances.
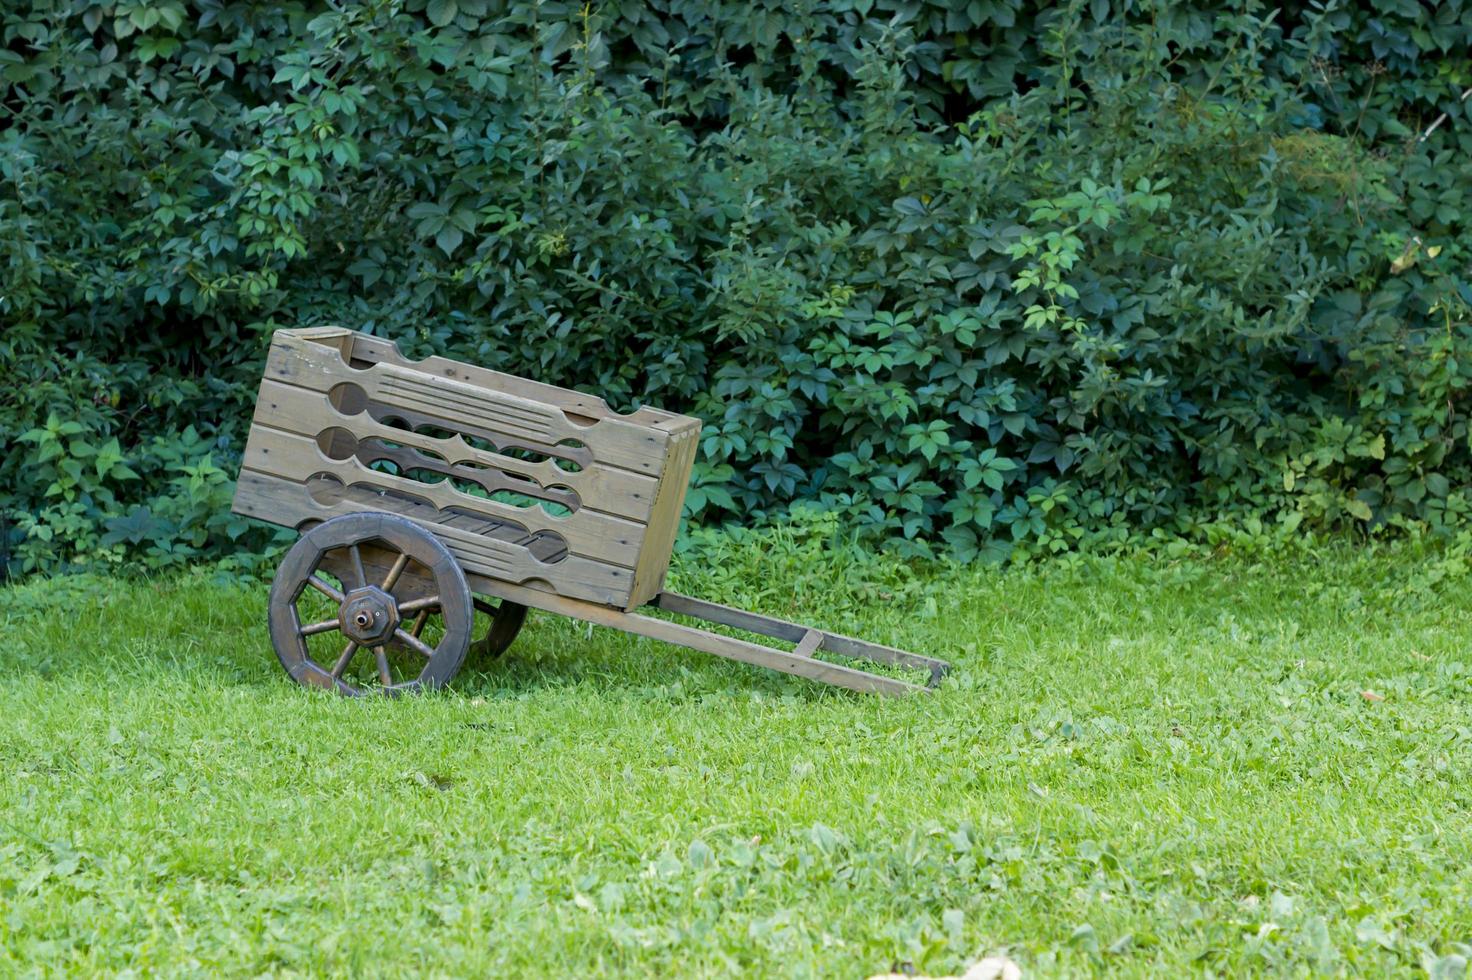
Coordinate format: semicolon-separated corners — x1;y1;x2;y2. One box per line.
3;1;1471;574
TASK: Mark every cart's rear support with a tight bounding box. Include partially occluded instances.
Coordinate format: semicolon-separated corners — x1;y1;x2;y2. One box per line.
473;580;949;697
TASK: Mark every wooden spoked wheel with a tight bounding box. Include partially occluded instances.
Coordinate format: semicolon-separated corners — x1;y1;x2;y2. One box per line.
268;513;473;696
471;596;528;660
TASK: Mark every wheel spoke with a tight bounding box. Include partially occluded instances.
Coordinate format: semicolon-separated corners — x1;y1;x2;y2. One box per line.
300;618;340;637
374;645;393;687
348;544;368;589
329;640;360;680
307;575;344;603
393;628;436;659
408;609;430;638
381;551;412;593
396;595;441;616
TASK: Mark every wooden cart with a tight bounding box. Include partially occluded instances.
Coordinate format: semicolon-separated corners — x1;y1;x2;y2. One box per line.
233;327;949;697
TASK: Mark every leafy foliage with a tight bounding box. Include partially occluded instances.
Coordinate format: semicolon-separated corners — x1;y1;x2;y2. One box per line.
3;0;1471;573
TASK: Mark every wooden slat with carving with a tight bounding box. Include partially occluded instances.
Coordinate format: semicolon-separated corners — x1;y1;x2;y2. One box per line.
249;379;658;523
264;334;668;474
235;469;632;607
343;330;689;429
346;438;582;514
243;426;645;569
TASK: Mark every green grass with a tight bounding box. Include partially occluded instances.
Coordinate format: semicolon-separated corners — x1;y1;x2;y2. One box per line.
3;538;1472;976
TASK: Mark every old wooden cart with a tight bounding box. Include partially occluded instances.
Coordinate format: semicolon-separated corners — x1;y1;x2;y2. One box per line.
234;327;949;697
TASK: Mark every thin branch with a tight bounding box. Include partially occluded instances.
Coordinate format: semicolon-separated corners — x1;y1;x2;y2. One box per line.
1419;87;1472;144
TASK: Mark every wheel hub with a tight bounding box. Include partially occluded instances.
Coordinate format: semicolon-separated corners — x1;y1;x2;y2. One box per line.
338;586;399;645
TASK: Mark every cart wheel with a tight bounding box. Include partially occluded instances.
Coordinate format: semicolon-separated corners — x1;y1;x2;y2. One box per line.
470;597;528;660
267;513;473;696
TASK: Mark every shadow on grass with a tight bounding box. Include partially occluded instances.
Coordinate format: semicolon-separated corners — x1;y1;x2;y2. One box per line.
6;574;931;705
6;611;859;706
452;621;870;704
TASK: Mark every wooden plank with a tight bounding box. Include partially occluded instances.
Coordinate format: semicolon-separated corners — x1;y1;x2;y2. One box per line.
347;438;581;514
251;380;660;523
626;422;700;608
353;399;596;471
233;469;632;607
339;330;688;428
261;461;554;555
793;629;823;658
652;592;949;676
242;426;646;569
289;326;356;342
265;333;672;474
281;325;356;362
816;633;950;676
654;592;807;643
467;578;930;697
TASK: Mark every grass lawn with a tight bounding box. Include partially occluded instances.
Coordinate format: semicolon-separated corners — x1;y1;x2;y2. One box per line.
3;535;1471;976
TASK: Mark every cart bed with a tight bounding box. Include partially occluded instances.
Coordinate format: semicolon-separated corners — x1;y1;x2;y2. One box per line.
233;327;701;610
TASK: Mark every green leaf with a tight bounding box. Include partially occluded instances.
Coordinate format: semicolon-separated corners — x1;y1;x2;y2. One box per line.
427;0;458;27
435;225;464;256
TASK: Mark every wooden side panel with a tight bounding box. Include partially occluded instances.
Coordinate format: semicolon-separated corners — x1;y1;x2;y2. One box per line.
234;327;705;610
241;427;645;568
342;331;686;427
626;419;700;609
234;470;633;607
251;380;659;523
265;333;670;474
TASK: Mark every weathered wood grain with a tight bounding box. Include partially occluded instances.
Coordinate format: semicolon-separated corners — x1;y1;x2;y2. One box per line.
243;426;645;569
264;333;669;474
793;629;823;659
343;330;688;429
652;591;949;677
234;326;702;609
468;578;931;697
250;379;658;523
627;423;700;607
319;541;437;602
236;469;633;606
348;438;581;515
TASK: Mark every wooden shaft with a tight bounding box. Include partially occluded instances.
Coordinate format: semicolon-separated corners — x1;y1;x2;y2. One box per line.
653;592;949;676
470;580;939;697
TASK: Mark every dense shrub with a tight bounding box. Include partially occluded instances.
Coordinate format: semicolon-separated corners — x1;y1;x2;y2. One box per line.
2;1;1471;574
